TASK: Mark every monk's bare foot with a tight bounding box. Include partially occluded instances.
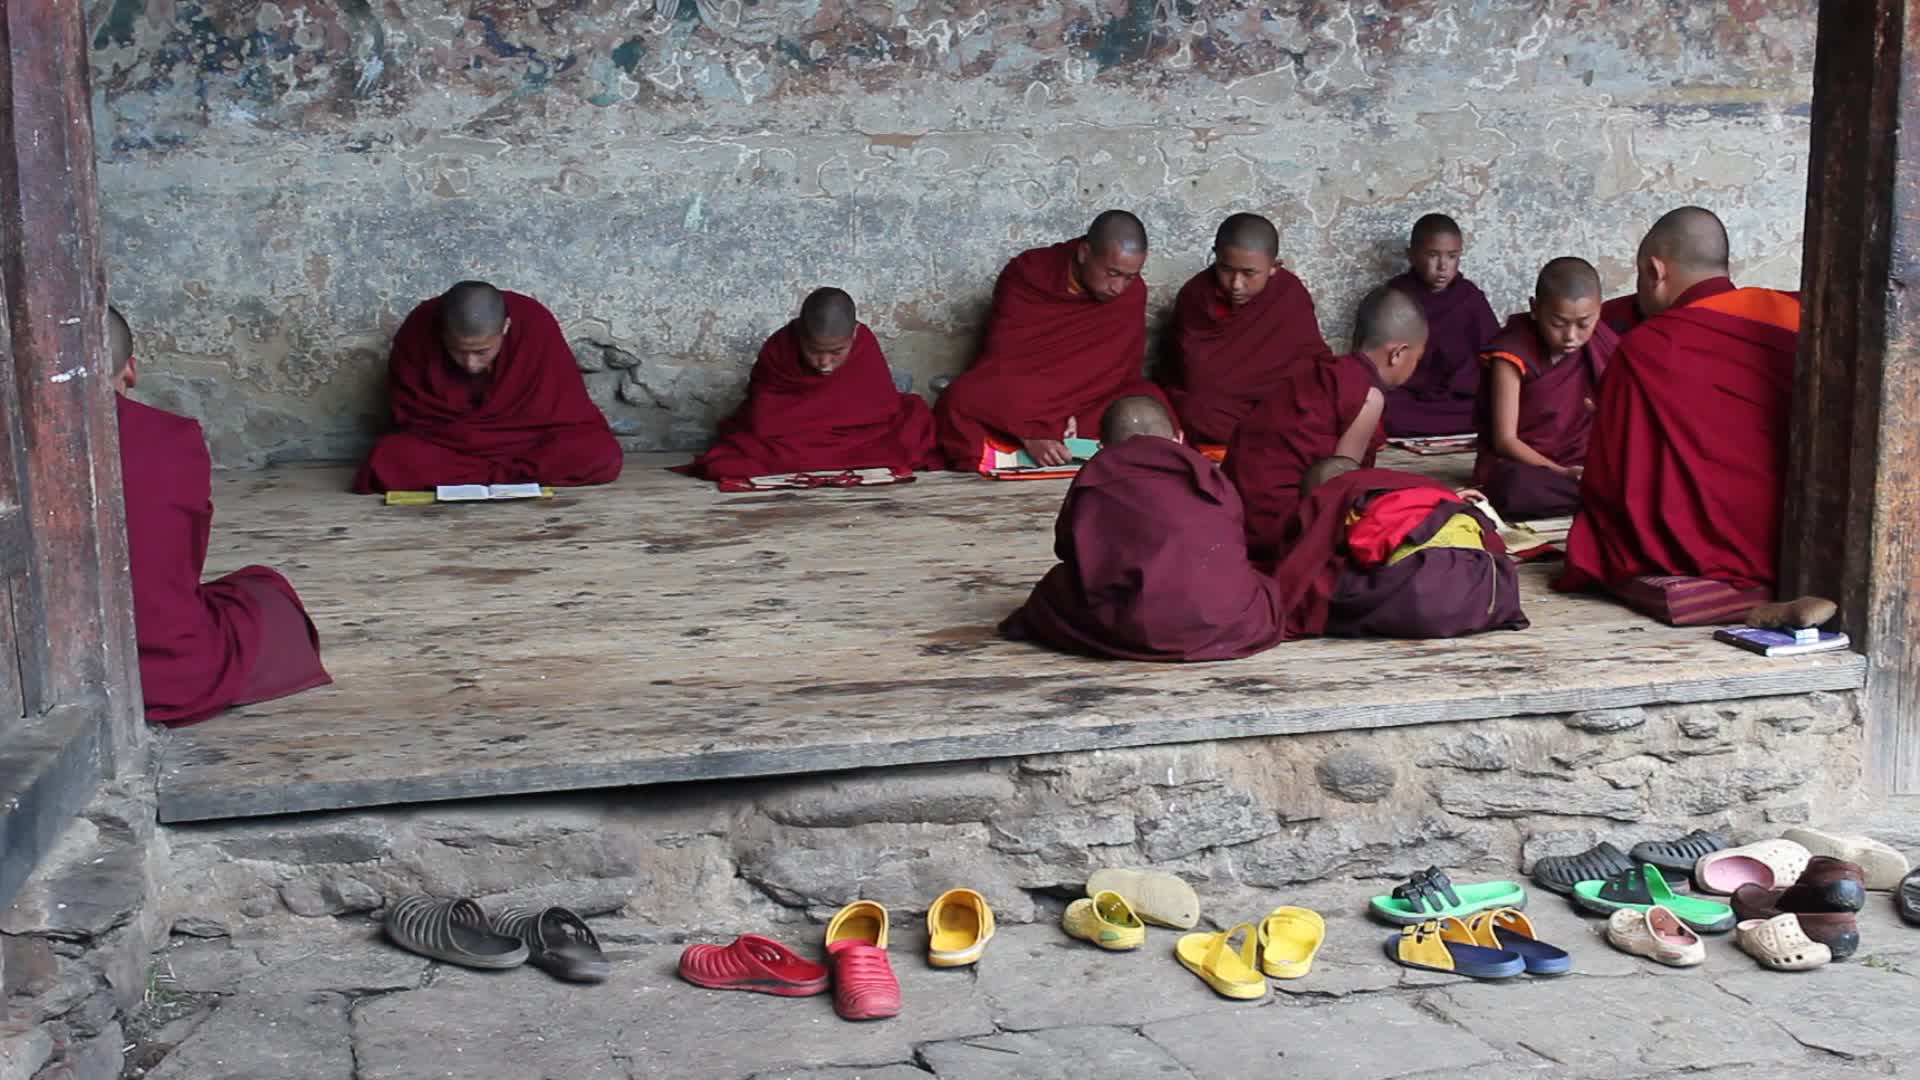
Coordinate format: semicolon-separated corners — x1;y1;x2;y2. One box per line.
1745;595;1838;630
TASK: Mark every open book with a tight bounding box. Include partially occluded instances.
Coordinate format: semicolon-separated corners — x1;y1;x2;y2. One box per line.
435;483;547;501
980;437;1102;480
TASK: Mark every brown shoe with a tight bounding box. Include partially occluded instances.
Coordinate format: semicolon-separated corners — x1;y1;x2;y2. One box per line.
1744;595;1839;630
1732;884;1858;959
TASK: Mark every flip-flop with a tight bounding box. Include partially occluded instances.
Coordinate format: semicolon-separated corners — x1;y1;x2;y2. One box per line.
1383;917;1525;979
1369;867;1527;925
678;934;829;996
382;896;528;970
1571;865;1735;933
1257;906;1326;980
1086;869;1200;929
1174;923;1268;1000
492;906;610;983
1462;908;1571;976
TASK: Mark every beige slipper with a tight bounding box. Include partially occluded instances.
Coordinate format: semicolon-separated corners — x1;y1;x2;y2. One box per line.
1694;839;1811;895
1085;868;1200;929
1604;905;1704;968
1736;913;1830;971
1782;827;1912;891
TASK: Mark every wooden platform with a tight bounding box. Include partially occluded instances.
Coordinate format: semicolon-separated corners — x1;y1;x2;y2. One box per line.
154;452;1867;823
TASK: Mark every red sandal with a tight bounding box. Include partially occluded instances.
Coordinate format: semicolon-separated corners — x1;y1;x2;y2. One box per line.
826;939;901;1021
677;935;829;997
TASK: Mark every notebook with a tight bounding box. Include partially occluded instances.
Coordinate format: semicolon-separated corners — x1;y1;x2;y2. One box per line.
980;437;1101;480
1714;627;1852;658
382;485;555;506
1387;434;1479;456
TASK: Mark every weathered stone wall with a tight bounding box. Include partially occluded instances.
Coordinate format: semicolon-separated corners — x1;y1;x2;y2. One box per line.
89;1;1816;466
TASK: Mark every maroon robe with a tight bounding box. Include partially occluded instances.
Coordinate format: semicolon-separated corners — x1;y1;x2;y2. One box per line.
1384;272;1500;436
934;240;1170;469
1223;352;1387;559
1470;314;1619;519
1000;437;1291;660
119;395;331;725
1600;293;1643;335
1267;468;1529;639
1559;277;1800;599
354;291;623;493
678;323;936;481
1160;267;1329;445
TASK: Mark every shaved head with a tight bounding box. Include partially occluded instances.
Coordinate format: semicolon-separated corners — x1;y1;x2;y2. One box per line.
1214;213;1279;259
1354;286;1428;351
1086;210;1149;256
1410;213;1462;248
1536;257;1602;303
1100;395;1176;445
107;305;133;367
439;280;508;338
799;287;857;340
1301;455;1361;495
1640;206;1730;275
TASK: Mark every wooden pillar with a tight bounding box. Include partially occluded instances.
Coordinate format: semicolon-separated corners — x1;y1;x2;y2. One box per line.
1782;0;1920;792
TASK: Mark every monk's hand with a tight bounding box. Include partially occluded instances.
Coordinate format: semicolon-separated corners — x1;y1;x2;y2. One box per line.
1454;487;1487;504
1583;396;1596;414
1563;465;1584;482
1023;438;1073;467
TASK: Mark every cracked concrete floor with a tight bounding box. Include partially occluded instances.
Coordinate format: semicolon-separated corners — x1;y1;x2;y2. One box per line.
123;880;1920;1080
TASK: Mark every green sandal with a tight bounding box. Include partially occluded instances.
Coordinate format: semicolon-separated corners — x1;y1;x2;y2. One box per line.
1369;867;1528;926
1570;865;1735;933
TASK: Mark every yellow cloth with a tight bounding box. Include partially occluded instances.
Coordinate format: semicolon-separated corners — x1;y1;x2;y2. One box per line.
1385;513;1486;566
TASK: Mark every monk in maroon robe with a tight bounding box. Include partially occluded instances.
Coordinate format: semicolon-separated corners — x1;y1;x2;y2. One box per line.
1557;207;1828;627
1472;257;1619;519
678;288;936;482
1599;293;1643;335
1160;213;1329;446
1000;397;1291;661
1384;214;1501;436
354;281;623;493
935;210;1173;470
109;309;330;725
1224;286;1426;559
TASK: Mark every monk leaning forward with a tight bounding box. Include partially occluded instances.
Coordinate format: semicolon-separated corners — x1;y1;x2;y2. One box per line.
354;281;623;493
678;288;937;483
934;210;1174;470
110;307;331;725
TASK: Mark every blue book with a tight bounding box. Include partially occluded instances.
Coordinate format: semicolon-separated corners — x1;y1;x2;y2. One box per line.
1714;626;1851;658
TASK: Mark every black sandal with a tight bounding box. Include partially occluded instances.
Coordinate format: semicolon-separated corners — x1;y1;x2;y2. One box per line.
1530;843;1635;895
493;905;611;983
383;896;529;970
1630;830;1728;877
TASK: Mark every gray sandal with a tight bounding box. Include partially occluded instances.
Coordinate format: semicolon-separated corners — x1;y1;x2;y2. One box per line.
384;896;529;969
493;905;610;983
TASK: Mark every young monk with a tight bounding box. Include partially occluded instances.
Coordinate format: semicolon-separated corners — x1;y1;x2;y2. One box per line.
934;211;1174;470
1384;214;1500;437
1471;257;1619;519
1224;286;1426;559
999;397;1290;661
1160;212;1329;447
677;288;936;482
1267;457;1528;638
1558;207;1832;628
353;281;623;493
109;307;331;725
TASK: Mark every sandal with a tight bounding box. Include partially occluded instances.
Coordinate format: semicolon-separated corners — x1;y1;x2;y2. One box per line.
1383;917;1525;979
1605;906;1706;967
927;888;995;968
382;896;528;970
1462;908;1571;976
492;906;610;983
1736;913;1831;971
1694;839;1812;895
1369;867;1527;925
1782;827;1912;891
1531;843;1636;895
1257;906;1326;980
1086;869;1200;929
1174;923;1268;1000
1629;830;1728;879
1571;865;1735;933
1062;891;1145;951
678;934;829;996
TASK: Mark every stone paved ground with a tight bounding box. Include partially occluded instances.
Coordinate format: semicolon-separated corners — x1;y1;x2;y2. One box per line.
121;879;1920;1080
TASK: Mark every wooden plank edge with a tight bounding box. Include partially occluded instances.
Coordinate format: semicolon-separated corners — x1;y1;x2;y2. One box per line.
0;703;105;908
155;657;1866;823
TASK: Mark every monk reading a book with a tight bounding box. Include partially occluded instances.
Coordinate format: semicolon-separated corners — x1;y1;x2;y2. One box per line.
999;397;1290;661
678;288;936;483
1471;256;1619;519
1558;207;1833;629
353;281;623;494
1384;214;1500;437
110;307;331;725
934;210;1172;471
1161;212;1329;448
1225;286;1425;559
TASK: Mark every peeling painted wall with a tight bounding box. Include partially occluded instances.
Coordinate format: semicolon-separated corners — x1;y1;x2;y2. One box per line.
89;0;1816;467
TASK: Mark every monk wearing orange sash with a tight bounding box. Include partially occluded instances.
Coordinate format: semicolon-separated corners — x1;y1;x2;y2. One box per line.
1558;207;1831;628
934;211;1172;470
1161;213;1329;446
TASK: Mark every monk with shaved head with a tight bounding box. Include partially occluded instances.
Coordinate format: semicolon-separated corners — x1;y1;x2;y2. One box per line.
110;305;331;724
1560;207;1829;628
1225;285;1426;558
353;281;623;493
1161;212;1330;448
679;287;937;484
1384;214;1501;437
934;210;1176;470
1471;256;1619;519
1001;396;1296;661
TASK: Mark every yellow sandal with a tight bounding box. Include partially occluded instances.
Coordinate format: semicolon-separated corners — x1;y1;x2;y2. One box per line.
1174;922;1268;1000
1257;906;1326;979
